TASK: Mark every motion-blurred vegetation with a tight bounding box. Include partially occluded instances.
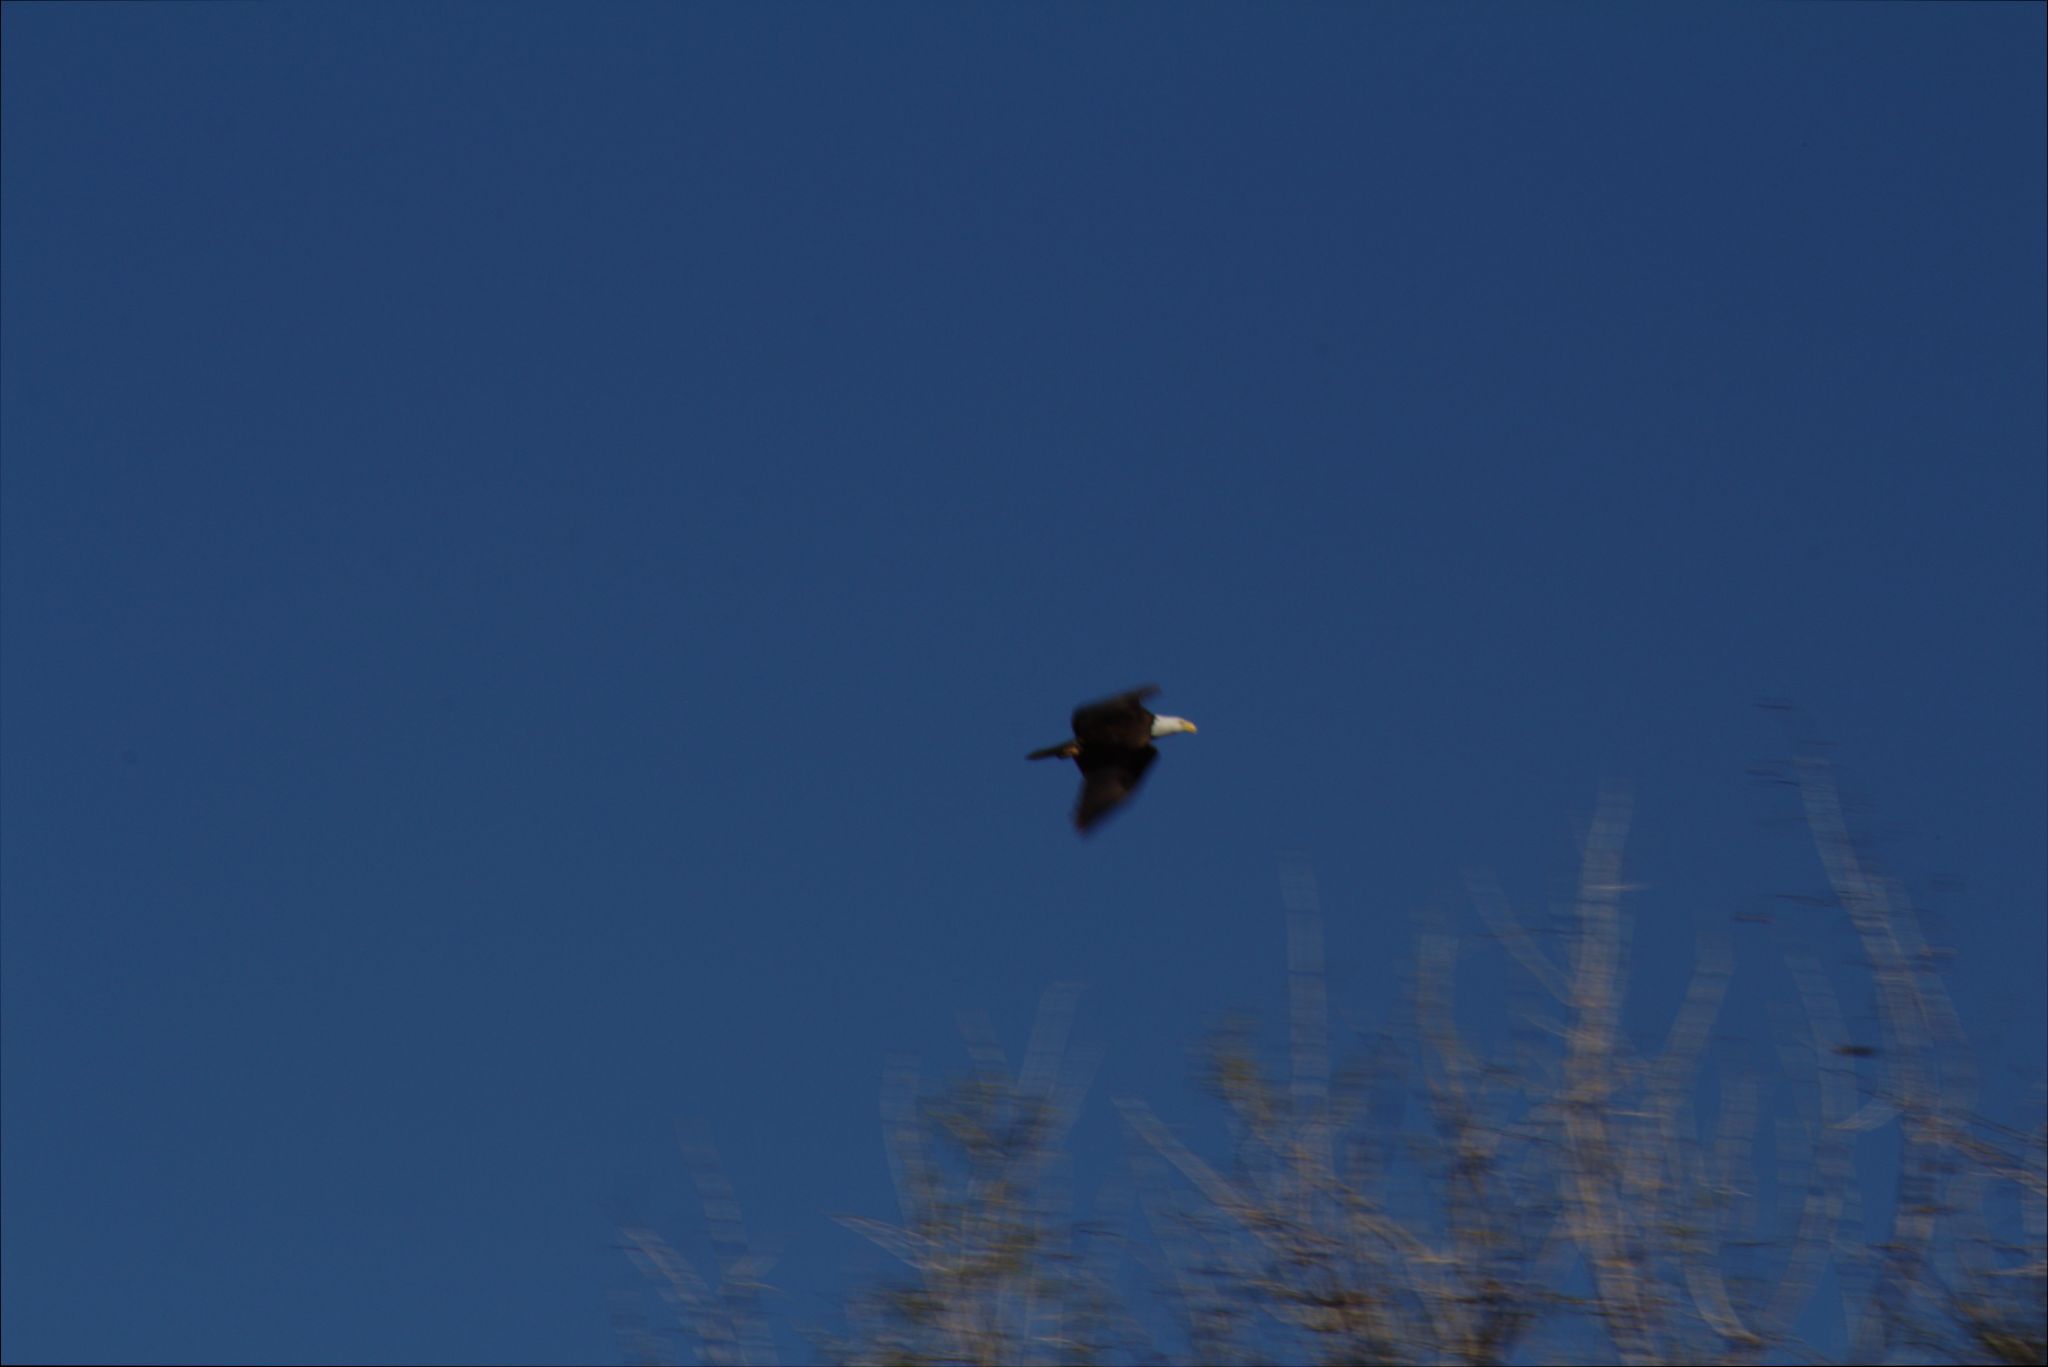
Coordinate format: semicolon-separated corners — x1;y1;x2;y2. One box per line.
617;754;2045;1365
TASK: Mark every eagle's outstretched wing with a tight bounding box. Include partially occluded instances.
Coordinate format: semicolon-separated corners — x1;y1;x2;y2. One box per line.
1070;685;1160;749
1073;745;1158;833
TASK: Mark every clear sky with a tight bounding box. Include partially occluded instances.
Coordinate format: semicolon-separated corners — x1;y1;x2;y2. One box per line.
3;5;2042;1364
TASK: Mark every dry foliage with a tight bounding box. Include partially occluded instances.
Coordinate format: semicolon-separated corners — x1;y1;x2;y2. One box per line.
625;758;2046;1365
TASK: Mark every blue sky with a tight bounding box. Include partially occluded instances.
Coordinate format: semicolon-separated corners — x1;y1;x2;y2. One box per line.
3;5;2042;1363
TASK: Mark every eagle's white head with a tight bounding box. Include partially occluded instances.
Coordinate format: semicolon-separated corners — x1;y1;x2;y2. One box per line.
1149;715;1198;738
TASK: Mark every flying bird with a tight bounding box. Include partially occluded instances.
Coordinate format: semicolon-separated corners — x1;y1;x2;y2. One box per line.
1027;684;1197;834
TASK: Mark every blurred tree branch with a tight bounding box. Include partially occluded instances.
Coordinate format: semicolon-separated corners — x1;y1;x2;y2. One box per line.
622;759;2044;1365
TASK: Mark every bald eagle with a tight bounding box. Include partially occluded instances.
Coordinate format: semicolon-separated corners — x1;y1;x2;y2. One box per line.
1027;684;1197;834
